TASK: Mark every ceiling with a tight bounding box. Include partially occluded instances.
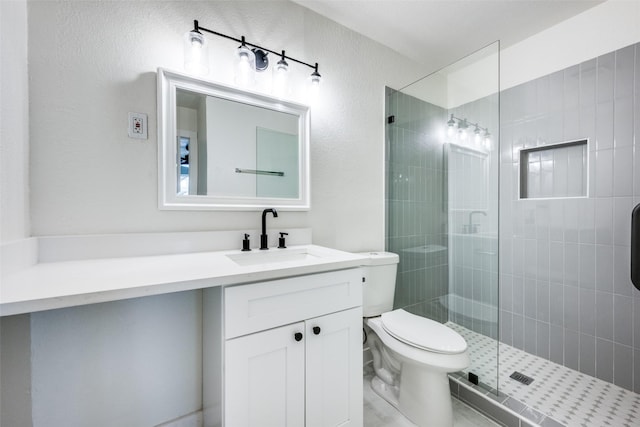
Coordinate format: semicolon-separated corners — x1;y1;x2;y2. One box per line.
292;0;603;73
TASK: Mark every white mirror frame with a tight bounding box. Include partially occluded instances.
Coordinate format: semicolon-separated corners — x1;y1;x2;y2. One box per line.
157;68;311;211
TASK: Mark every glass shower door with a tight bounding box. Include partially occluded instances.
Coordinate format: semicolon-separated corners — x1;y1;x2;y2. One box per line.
385;42;500;391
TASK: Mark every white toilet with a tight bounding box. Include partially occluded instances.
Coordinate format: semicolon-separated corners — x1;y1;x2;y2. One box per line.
361;252;470;427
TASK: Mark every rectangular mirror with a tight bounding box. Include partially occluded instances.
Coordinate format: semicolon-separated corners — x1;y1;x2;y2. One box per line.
158;68;310;210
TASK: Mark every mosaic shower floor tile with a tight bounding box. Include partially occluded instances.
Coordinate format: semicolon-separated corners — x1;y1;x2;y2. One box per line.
447;322;640;427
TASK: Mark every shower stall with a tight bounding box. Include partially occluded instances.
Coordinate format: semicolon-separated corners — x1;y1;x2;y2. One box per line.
385;42;500;391
386;39;640;425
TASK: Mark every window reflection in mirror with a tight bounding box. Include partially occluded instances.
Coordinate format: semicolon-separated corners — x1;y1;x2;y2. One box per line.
175;88;300;199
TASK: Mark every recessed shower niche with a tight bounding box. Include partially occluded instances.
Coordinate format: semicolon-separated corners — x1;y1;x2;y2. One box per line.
519;139;588;199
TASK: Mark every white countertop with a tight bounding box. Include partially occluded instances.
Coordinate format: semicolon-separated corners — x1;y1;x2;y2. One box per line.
0;245;367;316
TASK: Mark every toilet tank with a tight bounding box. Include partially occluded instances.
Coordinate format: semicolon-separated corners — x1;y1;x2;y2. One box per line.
360;252;399;317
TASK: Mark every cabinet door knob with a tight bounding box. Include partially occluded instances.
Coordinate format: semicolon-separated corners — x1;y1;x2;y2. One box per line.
312;326;321;335
294;332;303;342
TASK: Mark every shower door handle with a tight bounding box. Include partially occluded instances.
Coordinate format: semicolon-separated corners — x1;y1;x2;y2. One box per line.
631;204;640;291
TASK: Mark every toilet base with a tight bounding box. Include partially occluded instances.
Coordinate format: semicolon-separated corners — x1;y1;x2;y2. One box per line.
398;363;453;427
370;366;453;427
370;375;400;408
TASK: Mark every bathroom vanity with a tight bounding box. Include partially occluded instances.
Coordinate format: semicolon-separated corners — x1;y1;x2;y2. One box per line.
212;268;363;427
0;232;365;427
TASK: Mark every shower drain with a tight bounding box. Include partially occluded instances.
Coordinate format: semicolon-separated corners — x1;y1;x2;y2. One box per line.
510;371;534;385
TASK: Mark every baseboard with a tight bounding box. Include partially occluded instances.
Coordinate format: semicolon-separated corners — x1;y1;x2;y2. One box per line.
155;410;204;427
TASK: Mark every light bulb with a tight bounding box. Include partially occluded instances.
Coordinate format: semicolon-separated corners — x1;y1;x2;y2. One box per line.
183;31;209;76
474;126;481;144
447;114;456;137
484;131;492;150
272;51;289;97
307;66;321;102
458;119;468;141
310;72;321;88
235;44;256;87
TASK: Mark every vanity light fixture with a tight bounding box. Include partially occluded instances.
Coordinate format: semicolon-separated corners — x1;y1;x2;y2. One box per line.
235;37;256;87
184;20;322;95
446;114;491;149
184;28;209;76
446;114;456;137
272;50;289;96
458;118;468;140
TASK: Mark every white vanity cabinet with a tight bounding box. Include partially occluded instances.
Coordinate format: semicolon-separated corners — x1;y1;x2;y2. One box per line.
223;268;363;427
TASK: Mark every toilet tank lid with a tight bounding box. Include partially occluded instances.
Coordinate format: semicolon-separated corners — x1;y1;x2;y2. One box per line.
358;252;399;266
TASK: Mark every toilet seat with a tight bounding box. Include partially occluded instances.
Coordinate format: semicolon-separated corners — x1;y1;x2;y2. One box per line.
380;309;467;354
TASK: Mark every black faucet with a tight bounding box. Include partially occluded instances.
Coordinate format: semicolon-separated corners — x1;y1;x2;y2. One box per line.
260;208;278;250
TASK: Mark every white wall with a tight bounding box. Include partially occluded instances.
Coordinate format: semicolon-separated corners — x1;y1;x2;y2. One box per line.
502;0;640;89
0;0;30;243
0;314;32;427
8;1;425;426
405;1;640;108
27;0;424;253
0;2;32;425
30;292;202;427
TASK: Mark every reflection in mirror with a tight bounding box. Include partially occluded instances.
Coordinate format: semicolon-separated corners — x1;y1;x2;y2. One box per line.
445;143;488;211
158;68;310;210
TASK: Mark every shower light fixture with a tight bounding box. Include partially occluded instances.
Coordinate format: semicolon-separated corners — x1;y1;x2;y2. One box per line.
183;20;322;96
446;114;491;149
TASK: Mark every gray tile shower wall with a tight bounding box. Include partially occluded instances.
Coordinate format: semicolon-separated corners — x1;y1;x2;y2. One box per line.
385;88;449;322
499;42;640;393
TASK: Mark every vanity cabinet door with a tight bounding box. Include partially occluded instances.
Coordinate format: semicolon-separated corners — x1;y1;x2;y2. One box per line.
225;322;305;427
305;307;363;427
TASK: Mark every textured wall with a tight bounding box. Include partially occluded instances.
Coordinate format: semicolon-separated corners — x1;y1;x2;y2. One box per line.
0;0;29;243
499;42;640;393
27;0;424;254
0;2;32;426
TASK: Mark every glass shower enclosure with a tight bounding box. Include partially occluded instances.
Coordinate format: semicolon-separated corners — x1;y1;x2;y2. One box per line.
385;42;500;391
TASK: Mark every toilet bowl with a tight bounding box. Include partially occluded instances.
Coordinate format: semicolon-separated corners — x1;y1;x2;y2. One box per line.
361;252;470;427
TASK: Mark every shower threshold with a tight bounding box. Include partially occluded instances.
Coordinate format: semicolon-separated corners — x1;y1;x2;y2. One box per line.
446;322;640;427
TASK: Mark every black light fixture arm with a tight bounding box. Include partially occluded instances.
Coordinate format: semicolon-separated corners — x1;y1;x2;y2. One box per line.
192;20;319;73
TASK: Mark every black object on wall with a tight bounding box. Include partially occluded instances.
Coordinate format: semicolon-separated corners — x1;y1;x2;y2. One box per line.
631;204;640;291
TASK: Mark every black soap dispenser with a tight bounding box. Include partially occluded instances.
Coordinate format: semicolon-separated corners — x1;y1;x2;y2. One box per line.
242;234;251;251
278;232;288;249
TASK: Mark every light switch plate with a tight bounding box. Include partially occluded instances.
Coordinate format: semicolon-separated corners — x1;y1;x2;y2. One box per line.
128;112;148;139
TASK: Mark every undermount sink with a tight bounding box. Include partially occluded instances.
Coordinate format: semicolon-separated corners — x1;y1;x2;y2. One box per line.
226;247;322;266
